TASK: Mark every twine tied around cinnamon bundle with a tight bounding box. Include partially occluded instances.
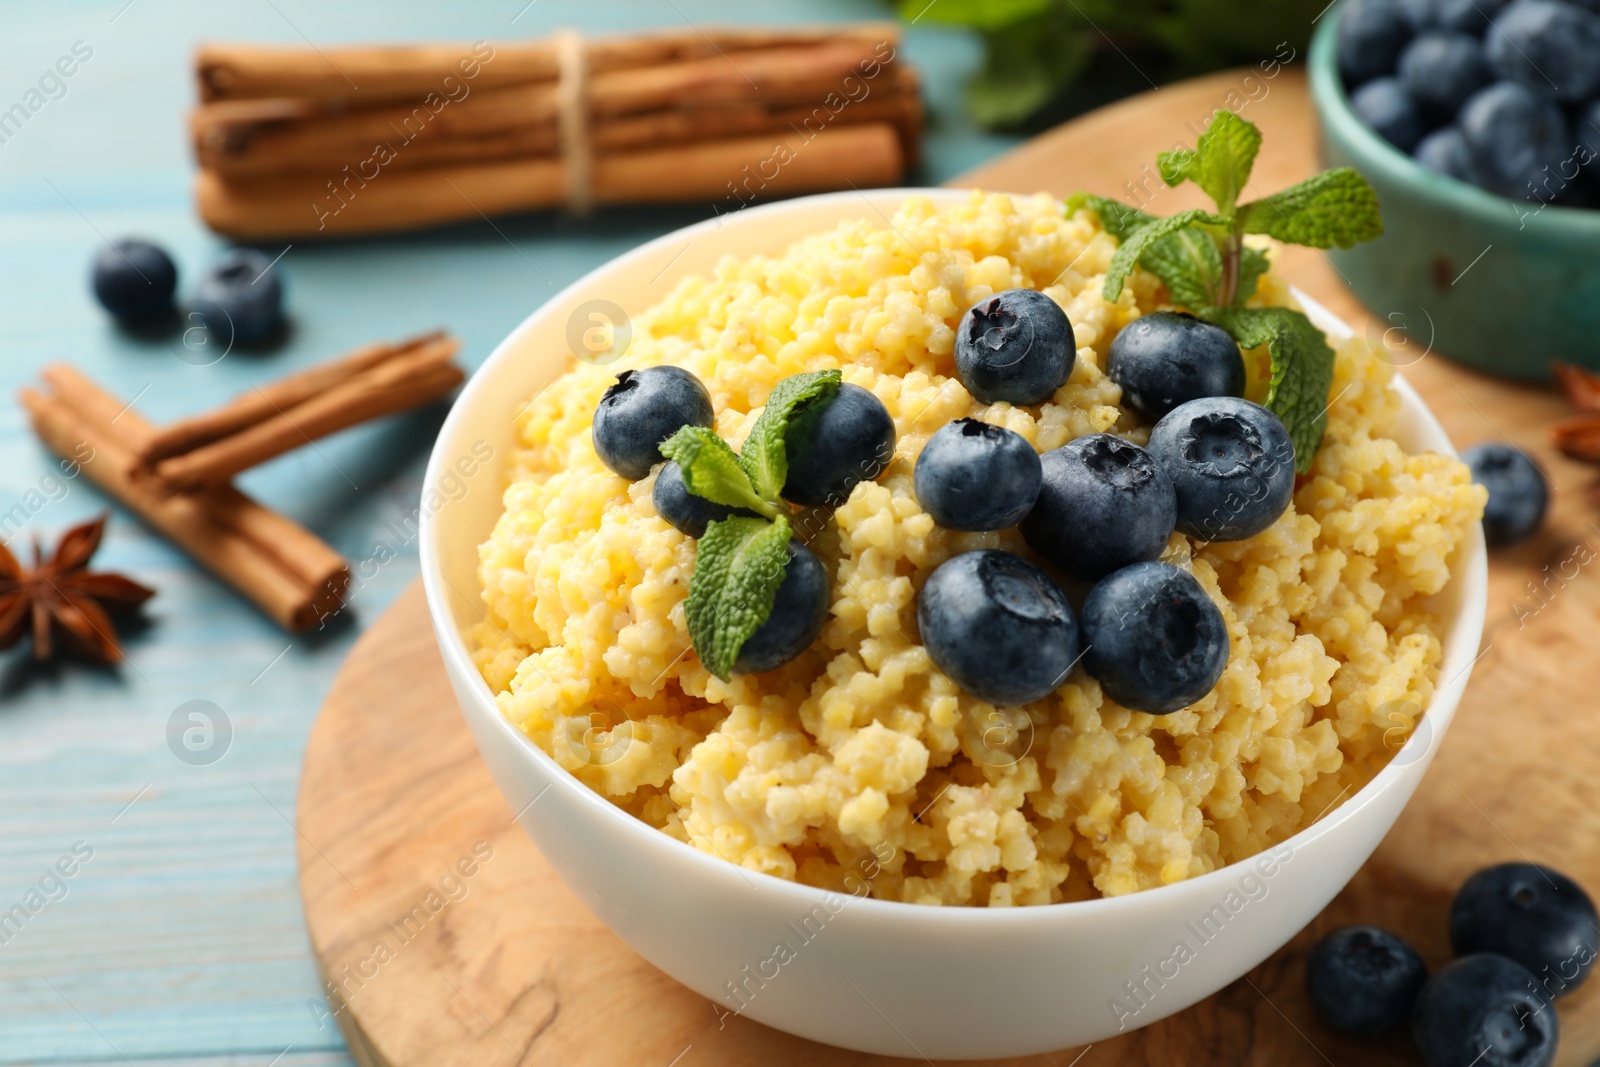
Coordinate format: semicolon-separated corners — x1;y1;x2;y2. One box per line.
552;28;594;215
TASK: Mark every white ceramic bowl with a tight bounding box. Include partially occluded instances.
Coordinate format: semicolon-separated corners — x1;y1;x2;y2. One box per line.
419;188;1487;1059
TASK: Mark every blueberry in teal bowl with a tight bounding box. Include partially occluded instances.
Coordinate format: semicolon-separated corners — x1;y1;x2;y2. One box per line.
1311;0;1600;379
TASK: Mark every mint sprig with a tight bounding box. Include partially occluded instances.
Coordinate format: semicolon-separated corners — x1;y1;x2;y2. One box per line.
662;369;851;680
685;515;793;680
660;426;780;520
1199;306;1336;469
738;369;840;501
1070;109;1383;472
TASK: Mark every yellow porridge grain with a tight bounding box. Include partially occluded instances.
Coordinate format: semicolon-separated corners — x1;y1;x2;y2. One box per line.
473;190;1485;906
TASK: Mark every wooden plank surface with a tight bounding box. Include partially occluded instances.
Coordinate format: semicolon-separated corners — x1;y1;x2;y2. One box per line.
0;2;1019;1064
294;69;1600;1067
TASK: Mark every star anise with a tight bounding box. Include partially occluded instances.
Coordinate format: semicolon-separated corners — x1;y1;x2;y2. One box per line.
1551;363;1600;465
0;514;155;663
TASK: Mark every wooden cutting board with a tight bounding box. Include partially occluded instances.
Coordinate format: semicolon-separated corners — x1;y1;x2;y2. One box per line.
296;68;1600;1067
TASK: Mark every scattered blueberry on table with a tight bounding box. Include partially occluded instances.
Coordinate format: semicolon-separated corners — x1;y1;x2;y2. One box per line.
1450;862;1600;996
1306;861;1594;1065
913;418;1042;531
916;549;1081;707
91;238;177;322
780;382;895;506
953;288;1076;406
1147;397;1296;542
1021;433;1177;582
1337;0;1600;204
1106;311;1246;420
1411;954;1558;1067
1305;925;1430;1035
189;247;287;345
1461;442;1548;546
732;539;829;675
593;365;715;481
1078;561;1230;714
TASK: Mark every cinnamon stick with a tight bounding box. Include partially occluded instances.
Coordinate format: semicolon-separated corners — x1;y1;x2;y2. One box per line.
152;348;464;491
36;363;348;598
21;375;348;631
195;24;901;102
136;330;455;465
196;122;905;240
193;69;921;177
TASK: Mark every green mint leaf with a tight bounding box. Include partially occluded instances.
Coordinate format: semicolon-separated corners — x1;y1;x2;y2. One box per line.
1236;245;1270;303
737;370;840;501
1235;168;1384;250
1072;195;1222;306
685;514;793;680
660;426;778;518
1199;306;1335;473
896;0;1050;30
1155;110;1262;216
1102;208;1231;302
1138;225;1224;308
1068;193;1158;240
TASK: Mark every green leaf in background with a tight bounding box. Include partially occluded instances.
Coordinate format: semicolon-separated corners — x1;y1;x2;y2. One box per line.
684;514;793;680
1199;306;1335;473
660;426;778;519
964;15;1093;128
897;0;1051;31
1102;208;1231;302
1138;226;1224;308
739;369;840;501
1156;109;1261;215
1236;168;1384;249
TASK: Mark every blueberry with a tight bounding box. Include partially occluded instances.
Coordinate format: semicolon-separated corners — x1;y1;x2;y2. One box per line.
1339;0;1416;86
189;248;285;345
592;366;714;481
1462;442;1548;545
1305;925;1429;1035
914;419;1042;531
781;382;896;506
916;549;1080;706
1451;863;1600;997
734;539;829;674
1412;955;1557;1067
954;289;1076;406
1106;311;1245;420
1146;397;1296;542
1460;82;1571;198
1079;561;1229;714
1416;126;1475;179
1487;0;1600;102
1577;98;1600;156
1352;76;1428;151
91;238;177;322
1021;434;1176;582
652;461;753;537
1400;32;1494;123
1399;0;1440;27
1435;0;1508;31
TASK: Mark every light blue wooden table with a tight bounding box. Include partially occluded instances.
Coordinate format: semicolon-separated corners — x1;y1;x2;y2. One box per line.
0;2;1022;1063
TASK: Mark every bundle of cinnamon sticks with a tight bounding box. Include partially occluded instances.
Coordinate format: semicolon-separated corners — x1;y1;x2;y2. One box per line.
19;332;462;631
192;24;922;239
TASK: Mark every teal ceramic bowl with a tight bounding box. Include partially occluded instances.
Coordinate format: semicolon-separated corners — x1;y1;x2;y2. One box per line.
1309;7;1600;380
